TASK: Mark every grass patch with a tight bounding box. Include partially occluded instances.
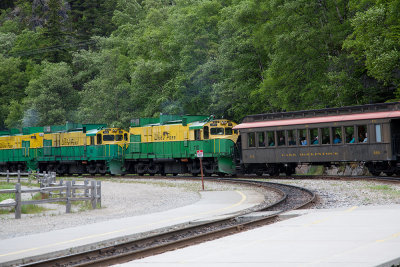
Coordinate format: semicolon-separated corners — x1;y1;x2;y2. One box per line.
307;165;324;175
366;184;400;197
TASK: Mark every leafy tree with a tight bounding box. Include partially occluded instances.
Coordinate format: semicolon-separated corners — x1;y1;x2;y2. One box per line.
25;61;79;126
0;55;29;129
344;1;400;98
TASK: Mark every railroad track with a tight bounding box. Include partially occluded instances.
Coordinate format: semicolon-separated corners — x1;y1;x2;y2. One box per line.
22;178;315;267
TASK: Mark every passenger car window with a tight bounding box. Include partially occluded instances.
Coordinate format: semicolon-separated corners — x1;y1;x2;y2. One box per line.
310;128;319;145
357;125;368;143
375;125;382;142
288;130;296;146
258;132;266;147
321;128;330;144
333;127;342;144
277;130;285;146
248;132;255;147
267;131;275;146
299;129;307;145
345;126;355;143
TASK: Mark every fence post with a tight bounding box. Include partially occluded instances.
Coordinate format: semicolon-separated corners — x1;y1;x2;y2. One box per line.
66;181;71;213
97;180;101;208
15;183;21;219
72;180;76;198
91;180;97;209
59;179;64;197
6;170;9;183
17;170;21;183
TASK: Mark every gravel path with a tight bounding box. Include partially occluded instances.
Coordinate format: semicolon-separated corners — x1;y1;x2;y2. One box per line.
0;178;271;239
2;177;400;240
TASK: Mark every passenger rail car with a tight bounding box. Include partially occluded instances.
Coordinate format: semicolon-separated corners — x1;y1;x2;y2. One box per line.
234;102;400;176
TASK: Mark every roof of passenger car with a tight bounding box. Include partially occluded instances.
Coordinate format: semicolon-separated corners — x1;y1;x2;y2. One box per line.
234;110;400;130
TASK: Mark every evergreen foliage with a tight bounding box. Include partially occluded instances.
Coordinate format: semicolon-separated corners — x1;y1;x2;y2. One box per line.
0;0;399;128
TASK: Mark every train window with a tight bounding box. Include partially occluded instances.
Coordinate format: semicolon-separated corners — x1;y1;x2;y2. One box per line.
97;134;102;145
234;129;239;134
288;130;296;146
345;126;355;143
375;125;382;142
211;128;224;135
124;133;128;141
299;129;307;145
277;130;285;146
258;132;266;147
321;128;330;144
115;135;123;141
248;132;256;147
194;129;201;140
103;135;115;141
90;136;95;145
310;128;319;145
203;126;209;139
267;131;275;146
225;128;233;135
357;125;368;143
333;127;342;144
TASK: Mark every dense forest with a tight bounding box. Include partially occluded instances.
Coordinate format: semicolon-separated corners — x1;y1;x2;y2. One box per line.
0;0;399;129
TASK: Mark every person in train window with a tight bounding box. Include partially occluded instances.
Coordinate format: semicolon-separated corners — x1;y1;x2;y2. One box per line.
312;136;319;145
278;137;285;146
363;133;368;143
333;134;341;144
349;135;355;143
269;141;275;146
301;138;307;145
288;137;296;146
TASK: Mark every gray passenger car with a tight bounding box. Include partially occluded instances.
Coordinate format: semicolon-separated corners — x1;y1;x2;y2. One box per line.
234;102;400;176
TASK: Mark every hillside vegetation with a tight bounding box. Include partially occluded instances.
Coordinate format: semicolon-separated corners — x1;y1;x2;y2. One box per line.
1;0;399;128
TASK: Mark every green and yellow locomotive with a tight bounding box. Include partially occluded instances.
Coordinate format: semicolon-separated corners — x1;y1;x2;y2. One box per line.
0;123;128;175
0;115;239;176
124;115;239;176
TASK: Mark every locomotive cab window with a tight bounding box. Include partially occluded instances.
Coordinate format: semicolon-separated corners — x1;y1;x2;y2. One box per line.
194;129;201;140
90;136;95;145
248;132;256;147
115;135;123;141
225;127;233;135
124;133;128;141
103;135;115;141
258;132;266;147
203;126;209;139
97;134;102;145
333;127;342;144
345;126;355;143
211;127;224;135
